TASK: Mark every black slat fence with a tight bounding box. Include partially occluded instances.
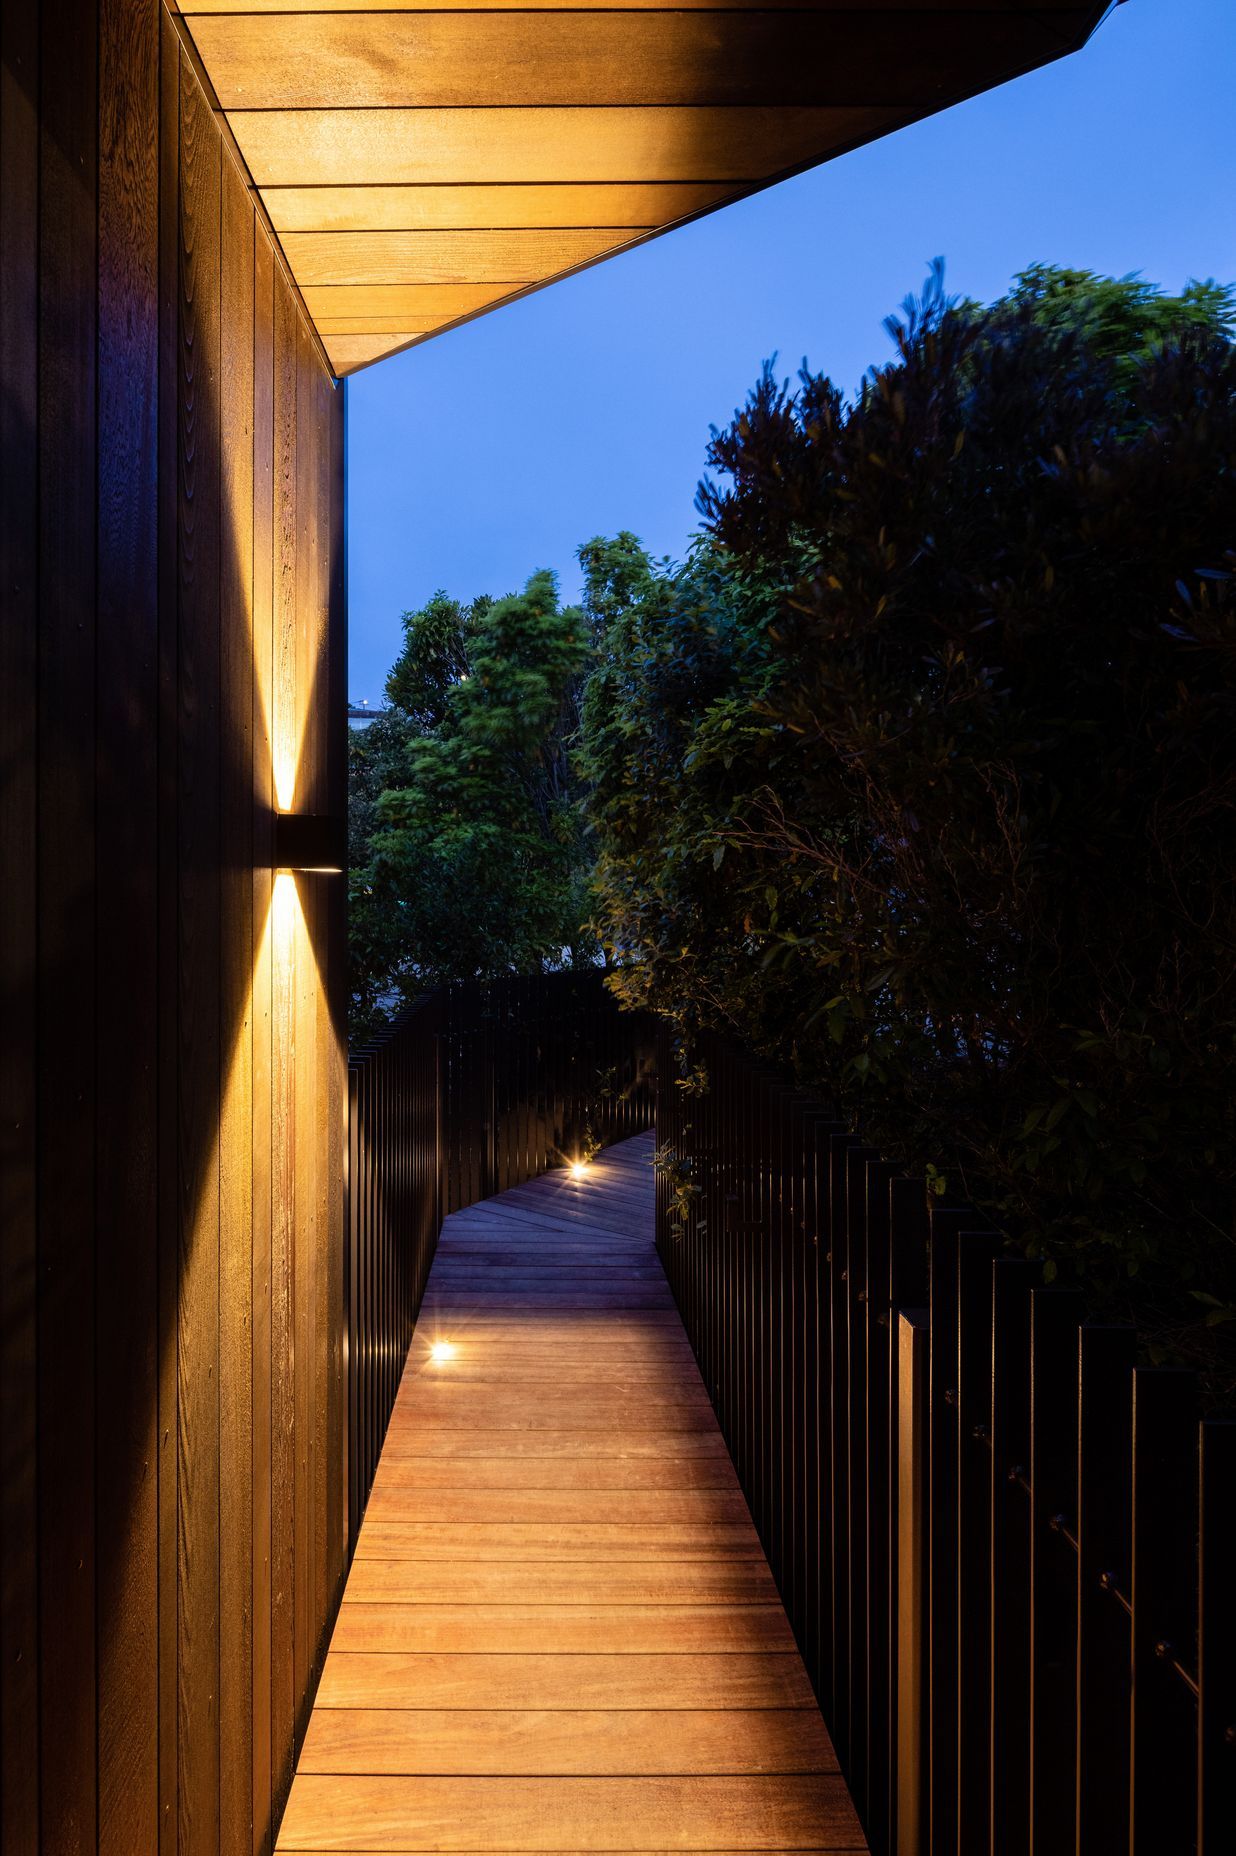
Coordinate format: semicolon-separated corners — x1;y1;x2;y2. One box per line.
654;1023;1236;1856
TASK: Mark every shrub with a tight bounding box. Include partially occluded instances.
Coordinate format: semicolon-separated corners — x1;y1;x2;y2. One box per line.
584;267;1236;1370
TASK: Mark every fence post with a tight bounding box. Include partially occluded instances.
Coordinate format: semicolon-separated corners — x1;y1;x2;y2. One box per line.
1198;1419;1236;1855
1129;1368;1197;1854
988;1258;1038;1855
1075;1322;1136;1854
433;1029;442;1230
897;1307;930;1856
926;1207;966;1856
344;1062;356;1552
955;1229;1001;1856
1028;1287;1086;1856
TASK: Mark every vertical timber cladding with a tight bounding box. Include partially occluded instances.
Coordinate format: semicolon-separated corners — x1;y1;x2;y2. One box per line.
0;1;347;1852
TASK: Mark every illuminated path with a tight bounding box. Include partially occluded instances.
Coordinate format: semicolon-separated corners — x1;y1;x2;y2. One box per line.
277;1132;865;1853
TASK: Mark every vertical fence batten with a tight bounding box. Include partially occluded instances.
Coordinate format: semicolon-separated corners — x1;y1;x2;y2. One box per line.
652;1023;1228;1856
1074;1322;1136;1856
1028;1287;1086;1856
989;1257;1038;1856
1198;1420;1236;1855
1129;1368;1199;1855
896;1308;929;1856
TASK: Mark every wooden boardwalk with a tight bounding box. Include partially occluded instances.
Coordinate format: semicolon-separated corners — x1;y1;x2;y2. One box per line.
277;1133;865;1853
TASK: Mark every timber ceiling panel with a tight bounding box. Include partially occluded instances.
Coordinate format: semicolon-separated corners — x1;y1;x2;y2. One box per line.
177;2;1112;377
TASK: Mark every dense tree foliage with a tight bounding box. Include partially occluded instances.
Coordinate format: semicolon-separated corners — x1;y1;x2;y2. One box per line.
581;266;1236;1359
349;577;596;1033
350;537;665;1033
348;700;421;1030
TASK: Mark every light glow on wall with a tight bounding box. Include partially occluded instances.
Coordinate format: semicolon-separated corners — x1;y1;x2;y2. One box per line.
273;739;297;816
271;870;299;957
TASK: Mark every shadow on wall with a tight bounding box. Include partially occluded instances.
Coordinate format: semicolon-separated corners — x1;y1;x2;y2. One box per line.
0;5;345;1852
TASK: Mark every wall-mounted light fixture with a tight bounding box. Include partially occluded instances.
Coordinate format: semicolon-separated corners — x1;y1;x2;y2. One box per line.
274;813;346;874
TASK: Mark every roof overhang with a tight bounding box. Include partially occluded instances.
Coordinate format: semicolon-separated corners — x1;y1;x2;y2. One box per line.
172;1;1119;378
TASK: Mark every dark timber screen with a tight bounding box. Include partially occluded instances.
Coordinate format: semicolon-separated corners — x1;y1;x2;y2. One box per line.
344;973;655;1545
654;1024;1235;1856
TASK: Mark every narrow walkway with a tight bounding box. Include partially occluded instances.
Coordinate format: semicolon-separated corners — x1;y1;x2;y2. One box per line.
277;1133;865;1853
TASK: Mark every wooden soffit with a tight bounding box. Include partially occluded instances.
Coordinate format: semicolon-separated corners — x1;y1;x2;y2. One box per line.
176;1;1115;378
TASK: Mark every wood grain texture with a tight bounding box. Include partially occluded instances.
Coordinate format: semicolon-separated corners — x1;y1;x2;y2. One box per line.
416;1293;681;1311
313;316;450;335
340;1557;780;1605
271;264;300;1826
177;47;224;1852
303;282;534;319
190;11;1082;112
278;1138;861;1853
157;17;183;1852
0;9;345;1849
355;1486;748;1523
324;334;430;373
229;105;899;189
36;0;100;1846
252;212;278;1856
96;1;161;1850
220;139;257;1856
263;181;733;234
276;1773;864;1850
0;0;41;1844
176;4;1105;372
399;1310;693;1333
293;315;319;1754
183;0;1090;14
316;1651;819;1711
328;1602;797;1654
408;1323;714;1360
368;1452;738;1488
373;1425;734;1460
392;1386;711;1423
326;362;349;1641
349;1520;763;1560
283;228;632;287
299;1709;838;1776
400;1312;696;1338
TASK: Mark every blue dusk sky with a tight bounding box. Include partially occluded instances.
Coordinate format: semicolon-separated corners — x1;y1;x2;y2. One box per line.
346;0;1236;705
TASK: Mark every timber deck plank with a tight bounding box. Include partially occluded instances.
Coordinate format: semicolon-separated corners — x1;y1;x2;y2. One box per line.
314;1651;818;1712
277;1132;864;1853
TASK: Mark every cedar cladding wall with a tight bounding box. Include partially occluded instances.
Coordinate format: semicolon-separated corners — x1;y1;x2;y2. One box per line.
0;2;347;1850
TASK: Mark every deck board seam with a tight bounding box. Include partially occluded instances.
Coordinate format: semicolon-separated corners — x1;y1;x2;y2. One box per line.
277;1132;864;1852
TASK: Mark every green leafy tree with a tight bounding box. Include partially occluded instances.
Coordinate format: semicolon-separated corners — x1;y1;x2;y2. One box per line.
1006;262;1235;377
351;572;598;1032
383;589;487;730
349;592;486;1032
348;703;420;1033
584;264;1236;1370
